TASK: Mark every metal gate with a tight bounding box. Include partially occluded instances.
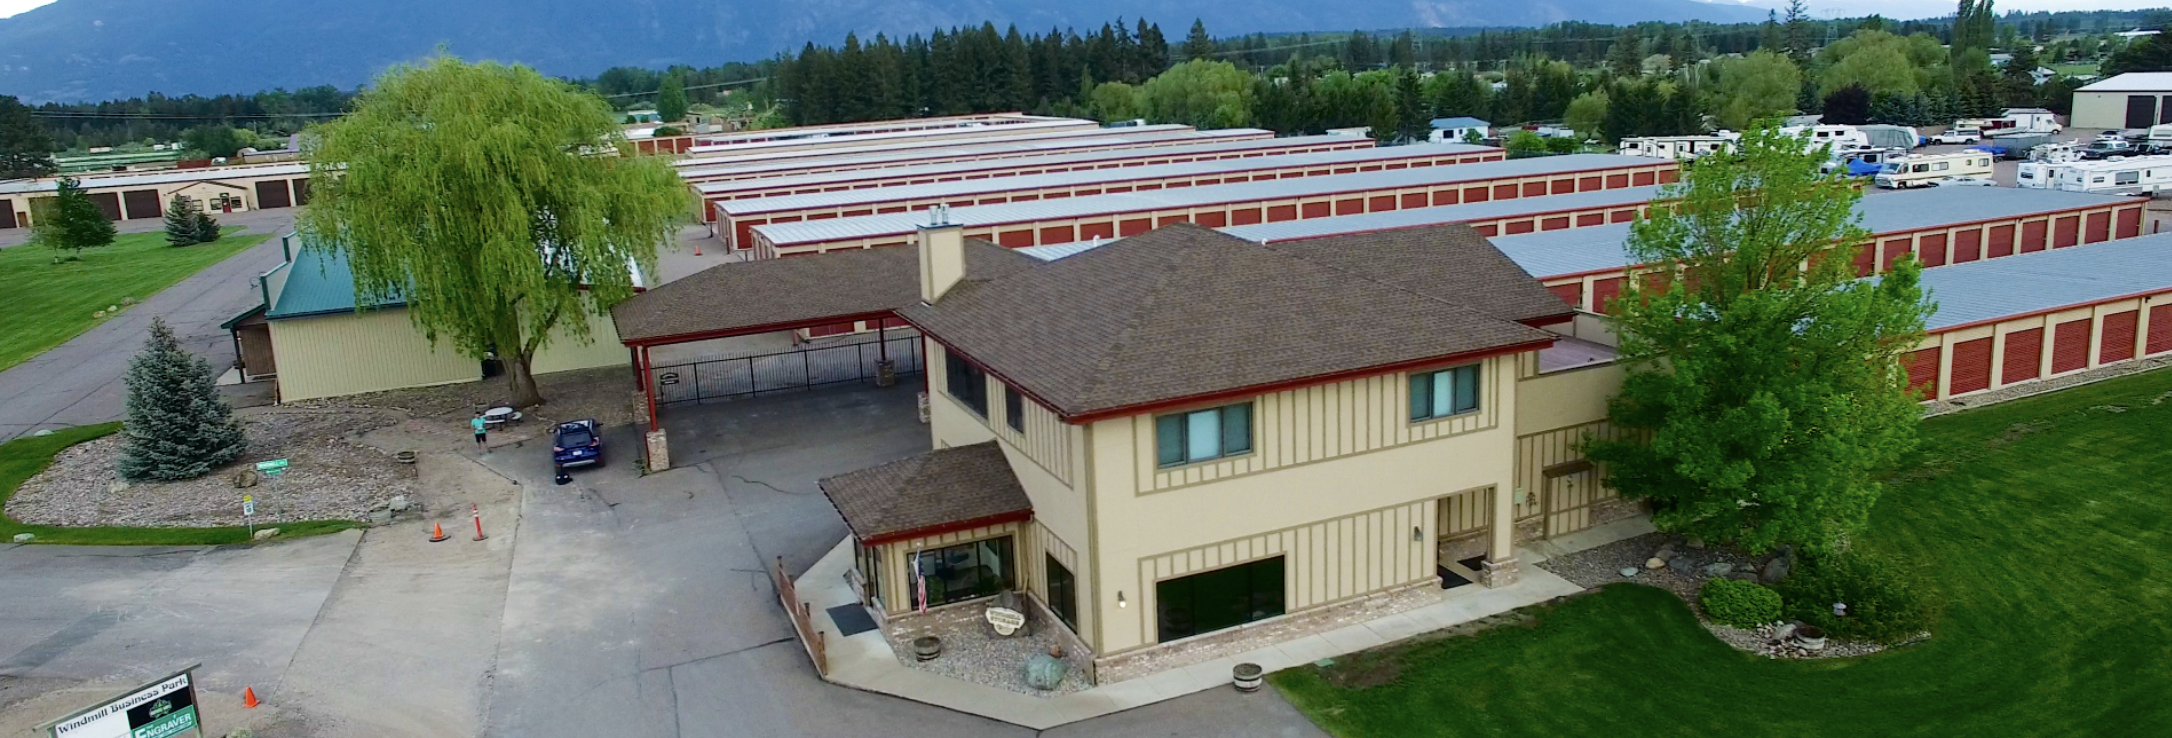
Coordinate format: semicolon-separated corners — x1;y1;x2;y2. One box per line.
649;335;923;405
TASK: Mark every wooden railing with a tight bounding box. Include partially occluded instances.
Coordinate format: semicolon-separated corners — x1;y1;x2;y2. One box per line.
773;556;829;676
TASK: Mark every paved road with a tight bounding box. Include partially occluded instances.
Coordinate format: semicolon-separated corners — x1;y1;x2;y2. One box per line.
0;211;296;441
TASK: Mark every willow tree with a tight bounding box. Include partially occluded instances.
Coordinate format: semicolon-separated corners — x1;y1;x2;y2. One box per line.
1582;124;1932;554
300;56;690;407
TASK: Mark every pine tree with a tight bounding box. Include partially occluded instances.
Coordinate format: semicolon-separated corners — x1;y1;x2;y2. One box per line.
193;210;222;243
1182;19;1215;61
117;318;247;482
163;194;202;247
655;72;689;123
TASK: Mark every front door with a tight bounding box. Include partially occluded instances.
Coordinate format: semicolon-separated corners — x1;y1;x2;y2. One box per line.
1543;460;1599;537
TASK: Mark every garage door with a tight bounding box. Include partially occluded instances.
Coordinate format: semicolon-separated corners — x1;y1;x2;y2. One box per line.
2052;319;2093;374
0;199;14;229
1906;348;1940;398
121;189;161;220
87;192;122;221
256;180;293;210
2004;328;2044;384
2100;310;2139;365
1950;338;1993;395
2152;305;2172;355
2129;95;2157;129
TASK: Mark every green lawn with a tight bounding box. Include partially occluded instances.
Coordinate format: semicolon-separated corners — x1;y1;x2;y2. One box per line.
1272;368;2172;736
1;424;358;546
0;228;267;371
2052;63;2100;77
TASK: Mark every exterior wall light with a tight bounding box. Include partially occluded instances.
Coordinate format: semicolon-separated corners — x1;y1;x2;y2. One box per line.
1118;591;1127;608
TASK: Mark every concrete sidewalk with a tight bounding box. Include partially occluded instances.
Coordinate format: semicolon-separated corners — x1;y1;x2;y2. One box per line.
794;516;1653;731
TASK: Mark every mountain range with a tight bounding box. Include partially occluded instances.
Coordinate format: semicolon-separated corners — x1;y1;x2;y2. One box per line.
0;0;1772;102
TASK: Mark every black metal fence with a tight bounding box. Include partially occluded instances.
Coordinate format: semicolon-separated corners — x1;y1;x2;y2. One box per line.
649;335;924;405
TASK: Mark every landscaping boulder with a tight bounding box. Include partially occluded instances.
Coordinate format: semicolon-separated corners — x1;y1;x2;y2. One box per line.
12;533;34;543
388;495;412;512
253;528;279;541
1023;653;1067;691
232;470;257;488
1686;535;1706;550
1703;562;1735;576
1761;556;1792;584
1645;557;1667;570
1619;567;1640;578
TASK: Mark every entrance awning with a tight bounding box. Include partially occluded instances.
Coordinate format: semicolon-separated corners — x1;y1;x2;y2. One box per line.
819;442;1033;546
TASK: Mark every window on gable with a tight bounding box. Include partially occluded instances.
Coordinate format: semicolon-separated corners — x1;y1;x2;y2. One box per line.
1004;384;1025;433
1410;364;1482;422
1155;403;1253;467
944;350;988;417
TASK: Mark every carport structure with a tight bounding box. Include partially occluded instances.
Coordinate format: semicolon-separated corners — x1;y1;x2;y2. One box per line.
608;241;1036;469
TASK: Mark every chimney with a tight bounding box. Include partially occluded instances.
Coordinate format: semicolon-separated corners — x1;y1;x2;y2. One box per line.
918;204;965;304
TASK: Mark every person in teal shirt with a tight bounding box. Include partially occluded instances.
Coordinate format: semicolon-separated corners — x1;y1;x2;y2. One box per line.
471;412;488;452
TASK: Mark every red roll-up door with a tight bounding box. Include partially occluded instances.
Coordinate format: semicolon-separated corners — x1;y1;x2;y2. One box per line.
1605;173;1629;188
1988;224;2016;257
1401;193;1428;209
1193;211;1226;228
1493;184;1518;200
1303;202;1332;218
2100;310;2140;364
1541;216;1571;231
2003;328;2044;384
1548;282;1584;308
2052;319;2092;373
1523;181;1548;197
2118;207;2143;238
1952;228;1982;263
1432;190;1460;206
1906;348;1940;398
1578;176;1601;191
1592;277;1625;313
1882;238;1912;271
2151;304;2172;355
1505;220;1535;235
1633;170;1656;186
2021;220;2049;252
1950;338;1994;395
1549;179;1574;195
1157;215;1190;228
1039;225;1075;244
1334;198;1363;215
998;229;1034;248
1267;205;1296;222
1852;243;1877;276
1230;208;1262;225
1119;218;1152;235
1079;222;1115;240
2054;215;2081;248
2086;211;2112;243
1611;209;1637;223
1367;195;1396;211
1918;233;1948;267
1577;212;1604;227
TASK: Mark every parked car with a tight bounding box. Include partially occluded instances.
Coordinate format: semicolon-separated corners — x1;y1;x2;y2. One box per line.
1929;128;1983;145
552;419;603;470
1930;175;1997;187
2080;141;2135;160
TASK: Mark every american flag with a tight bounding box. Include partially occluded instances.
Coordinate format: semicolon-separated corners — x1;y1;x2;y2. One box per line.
913;553;927;614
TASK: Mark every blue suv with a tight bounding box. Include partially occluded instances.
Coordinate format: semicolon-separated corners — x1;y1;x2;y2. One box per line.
552;419;603;470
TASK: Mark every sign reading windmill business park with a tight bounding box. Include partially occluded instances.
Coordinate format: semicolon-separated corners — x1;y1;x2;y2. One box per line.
42;665;203;738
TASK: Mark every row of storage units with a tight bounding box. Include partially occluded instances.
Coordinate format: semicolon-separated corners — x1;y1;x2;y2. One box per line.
0;162;312;229
1219;185;1662;242
694;134;1377;221
673;125;1244;182
747;154;1680;257
675;117;1100;160
685;112;1072;152
1901;234;2172;401
1488;188;2148;314
714;143;1507;248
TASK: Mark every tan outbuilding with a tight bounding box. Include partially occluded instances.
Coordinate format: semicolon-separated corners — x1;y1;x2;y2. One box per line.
0;162;312;230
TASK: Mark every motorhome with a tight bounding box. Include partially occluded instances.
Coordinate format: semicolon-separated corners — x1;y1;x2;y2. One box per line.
1872;150;1997;189
1782;124;1870;153
1990;108;2064;136
2043;156;2172;196
1822;146;1908;177
1617;134;1737;160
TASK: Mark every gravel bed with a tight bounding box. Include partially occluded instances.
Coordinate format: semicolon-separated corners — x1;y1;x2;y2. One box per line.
1924;354;2172;418
884;603;1093;697
291;366;640;429
7;407;416;528
1538;531;1896;660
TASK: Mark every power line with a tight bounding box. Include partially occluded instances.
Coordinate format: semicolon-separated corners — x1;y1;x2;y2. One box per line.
599;77;770;98
30;110;348;120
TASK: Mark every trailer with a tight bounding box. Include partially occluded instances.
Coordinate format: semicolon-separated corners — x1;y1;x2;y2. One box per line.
1616;134;1737;160
1859;125;1923;150
1781;124;1870;152
2042;156;2172;196
1873;151;1997;189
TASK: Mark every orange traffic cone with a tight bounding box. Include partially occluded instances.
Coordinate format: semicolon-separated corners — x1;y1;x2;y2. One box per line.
243;687;260;708
429;523;449;542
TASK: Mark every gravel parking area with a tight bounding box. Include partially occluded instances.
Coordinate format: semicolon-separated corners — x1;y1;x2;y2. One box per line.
8;407;415;527
883;602;1094;697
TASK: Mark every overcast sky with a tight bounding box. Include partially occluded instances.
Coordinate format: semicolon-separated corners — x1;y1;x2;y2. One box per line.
0;0;2167;21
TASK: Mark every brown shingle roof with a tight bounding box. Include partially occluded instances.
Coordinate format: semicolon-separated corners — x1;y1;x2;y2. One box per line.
611;242;1033;344
899;222;1565;419
820;442;1033;543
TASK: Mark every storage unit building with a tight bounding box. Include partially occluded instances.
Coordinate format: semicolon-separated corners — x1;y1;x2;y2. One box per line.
693;134;1377;222
688;113;1075;149
1217;185;1660;243
678;118;1099;160
1490;187;2145;314
673;126;1247;182
0;162;312;229
748;154;1679;257
715;144;1504;249
2071;73;2172;129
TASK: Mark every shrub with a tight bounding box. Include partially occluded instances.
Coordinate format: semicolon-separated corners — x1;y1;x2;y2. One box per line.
652;125;683;137
1776;550;1944;643
1700;578;1784;627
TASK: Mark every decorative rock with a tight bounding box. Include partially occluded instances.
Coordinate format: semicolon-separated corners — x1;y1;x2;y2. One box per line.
1645;557;1667;569
232;471;257;488
253;528;280;541
1702;562;1735;576
12;533;34;543
1761;556;1792;584
1685;535;1706;550
1023;653;1068;690
387;495;412;512
912;636;942;662
32;429;53;437
1232;662;1265;693
367;510;394;527
1653;543;1677;560
121;296;136;306
109;480;131;494
1619;567;1640;578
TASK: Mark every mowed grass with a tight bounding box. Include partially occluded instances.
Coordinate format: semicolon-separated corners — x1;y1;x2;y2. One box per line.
1272;368;2172;737
0;228;266;371
1;424;358;546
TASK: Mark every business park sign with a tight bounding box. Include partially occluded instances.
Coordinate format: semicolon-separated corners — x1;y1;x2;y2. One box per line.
41;665;203;738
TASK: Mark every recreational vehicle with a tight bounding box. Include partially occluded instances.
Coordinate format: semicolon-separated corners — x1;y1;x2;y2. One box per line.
1782;124;1870;153
1617;135;1736;160
1822;146;1907;177
1872;151;1997;189
2043;156;2172;196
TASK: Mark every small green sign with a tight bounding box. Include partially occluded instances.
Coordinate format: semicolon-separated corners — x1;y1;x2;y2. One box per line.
130;706;196;738
255;459;289;477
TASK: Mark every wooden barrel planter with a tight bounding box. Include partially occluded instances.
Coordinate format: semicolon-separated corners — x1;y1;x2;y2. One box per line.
1793;625;1828;652
395;450;418;464
912;636;942;662
1233;662;1264;692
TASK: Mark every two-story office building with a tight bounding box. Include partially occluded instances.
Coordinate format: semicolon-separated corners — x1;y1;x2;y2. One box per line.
797;215;1632;678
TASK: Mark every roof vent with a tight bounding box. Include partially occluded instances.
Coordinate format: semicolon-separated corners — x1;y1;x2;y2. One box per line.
927;204;953;227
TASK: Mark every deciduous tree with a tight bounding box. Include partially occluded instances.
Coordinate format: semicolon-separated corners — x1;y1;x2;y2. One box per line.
299;56;691;408
0;94;56;179
1583;124;1932;554
655;72;689;123
33;177;116;261
1713;50;1802;130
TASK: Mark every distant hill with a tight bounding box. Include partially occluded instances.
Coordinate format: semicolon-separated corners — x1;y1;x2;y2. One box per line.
0;0;1767;102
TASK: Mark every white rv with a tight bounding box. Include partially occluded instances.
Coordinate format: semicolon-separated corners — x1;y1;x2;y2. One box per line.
1781;124;1871;153
1617;134;1737;160
2044;156;2172;196
1872;151;1997;189
1992;108;2064;136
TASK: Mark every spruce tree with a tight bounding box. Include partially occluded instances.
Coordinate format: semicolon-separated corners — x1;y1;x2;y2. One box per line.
117;318;246;482
163;194;201;247
193;209;222;243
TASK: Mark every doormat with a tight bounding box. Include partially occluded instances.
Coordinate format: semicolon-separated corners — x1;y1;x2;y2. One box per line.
827;603;880;637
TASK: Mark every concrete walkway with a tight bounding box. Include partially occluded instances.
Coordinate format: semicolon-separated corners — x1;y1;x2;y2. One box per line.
795;515;1656;731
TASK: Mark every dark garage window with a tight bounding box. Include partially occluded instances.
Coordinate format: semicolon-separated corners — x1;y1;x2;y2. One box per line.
911;536;1013;608
1157;556;1285;642
1046;555;1077;630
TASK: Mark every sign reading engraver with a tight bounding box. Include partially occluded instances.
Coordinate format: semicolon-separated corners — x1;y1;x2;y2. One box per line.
43;665;203;738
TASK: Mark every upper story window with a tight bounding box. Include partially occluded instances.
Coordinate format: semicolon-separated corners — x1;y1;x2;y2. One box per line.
1004;384;1025;433
945;351;988;417
1410;364;1481;422
1156;403;1252;467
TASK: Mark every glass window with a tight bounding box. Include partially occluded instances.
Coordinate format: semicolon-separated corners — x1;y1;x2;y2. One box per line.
859;544;884;611
1155;403;1252;467
944;350;988;417
1409;364;1482;421
1156;556;1286;641
1004;385;1025;433
1045;555;1077;630
911;536;1014;608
